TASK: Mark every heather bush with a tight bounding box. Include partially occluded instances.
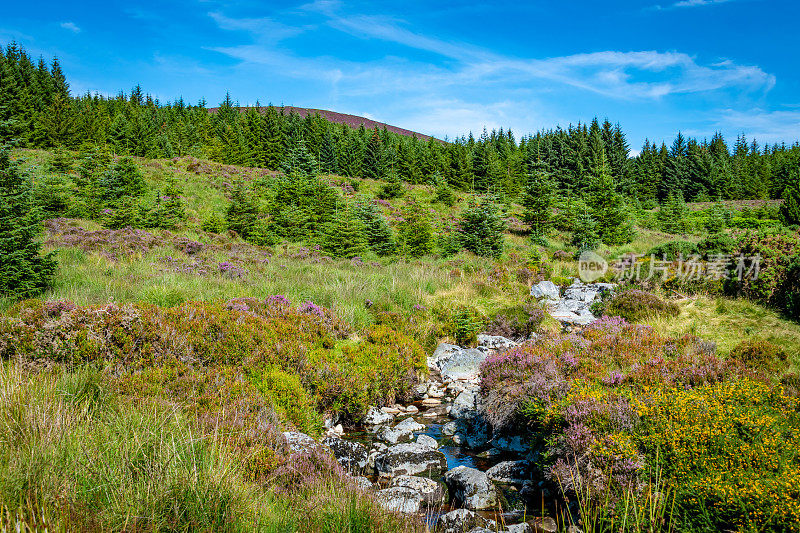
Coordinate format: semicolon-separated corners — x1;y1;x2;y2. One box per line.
599;289;680;323
728;338;789;374
477;320;799;530
486;302;545;340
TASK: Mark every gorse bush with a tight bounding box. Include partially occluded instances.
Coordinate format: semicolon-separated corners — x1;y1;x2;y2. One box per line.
479;319;799;531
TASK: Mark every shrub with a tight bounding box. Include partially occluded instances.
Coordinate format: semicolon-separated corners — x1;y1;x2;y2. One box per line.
225;181;259;239
377;172;403;200
647;240;699;261
728;338;789;375
202;212;227;234
697;233;736;258
486;302;545;340
352;198;395;256
397;200;433;258
600;289;680;322
98;156;146;204
457;196;506;259
570;211;600;252
729;217;780;229
318;206;367;259
434;174;456;206
48;147;74;173
658;193;689;234
143;177;186;230
781;182;800;226
446;305;484;346
254;366;323;435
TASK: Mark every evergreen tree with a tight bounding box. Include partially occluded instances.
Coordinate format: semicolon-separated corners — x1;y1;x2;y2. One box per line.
352;197;396;256
658;193;690;234
0;146;56;298
780;181;800;226
570;210;600;252
586;152;633;245
397;199;433;258
377;170;403;200
318;205;367;259
225;181;259;239
457;196;506;258
433;172;456;206
98;156;146;204
522;166;556;237
363;128;383;179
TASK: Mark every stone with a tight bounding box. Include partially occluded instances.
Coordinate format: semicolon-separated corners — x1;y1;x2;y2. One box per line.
429;343;489;382
436;509;489;533
364;407;394;425
382;406;401;415
377;417;424;444
526;517;557;533
442;420;460;436
451;389;479;420
282;431;320;454
352;476;374;491
477;334;519;353
464;418;492;449
486;460;530;485
322;435;369;474
530;281;559;301
491;434;527;453
375;442;448;477
427;385;446;398
443;465;499;510
414;383;429;399
422;398;442;406
416;434;439;449
566;526;584;533
405;404;419;414
467;529;493;533
389;475;447;506
376;486;423;514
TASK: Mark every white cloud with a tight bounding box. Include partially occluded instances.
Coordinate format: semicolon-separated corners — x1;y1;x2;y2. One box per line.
60;21;81;33
712;108;800;144
651;0;736;10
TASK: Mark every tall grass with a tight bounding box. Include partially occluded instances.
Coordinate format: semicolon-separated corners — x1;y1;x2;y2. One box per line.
0;364;421;532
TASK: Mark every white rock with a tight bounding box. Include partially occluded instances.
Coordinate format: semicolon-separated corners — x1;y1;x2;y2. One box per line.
443;465;499;510
416;434;439;449
530;280;560;301
364;407;394;425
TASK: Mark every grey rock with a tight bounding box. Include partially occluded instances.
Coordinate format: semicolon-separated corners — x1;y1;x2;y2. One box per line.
436;509;489;533
466;529;494;533
352;475;374;491
442;420;460;436
530;280;560;301
464;418;492;449
444;465;499;510
322;435;369;474
477;334;518;353
389;475;447;506
451;389;480;420
504;523;533;533
375;442;448;477
282;431;320;454
491;434;528;453
416;434;439;449
376;486;423;514
364;407;394;425
429;343;488;382
486;460;530;485
527;517;558;533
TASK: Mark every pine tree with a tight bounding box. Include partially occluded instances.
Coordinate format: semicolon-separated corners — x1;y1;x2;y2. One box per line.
397;199;433;258
363;128;383;179
658;193;689;234
522;166;556;237
352;197;396;256
586;151;633;245
780;180;800;226
0;146;56;298
318;206;367;259
225;181;259;239
570;210;600;252
457;196;506;258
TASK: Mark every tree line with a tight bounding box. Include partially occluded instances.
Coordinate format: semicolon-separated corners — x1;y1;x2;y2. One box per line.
2;42;799;206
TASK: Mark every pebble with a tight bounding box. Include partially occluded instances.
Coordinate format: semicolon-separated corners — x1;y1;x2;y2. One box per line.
381;406;401;415
421;398;441;407
404;405;419;414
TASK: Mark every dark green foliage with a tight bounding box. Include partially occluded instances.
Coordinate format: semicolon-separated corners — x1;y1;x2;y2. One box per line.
225;181;259;239
363;128;383;179
523;168;555;236
456;196;506;258
647;240;700;260
143;177;186;229
570;210;600;252
281;140;318;177
0;146;56;298
98;157;146;204
705;201;727;233
445;305;484;346
697;233;736;258
201;212;226;234
436;231;462;257
264;173;341;241
33;172;71;215
397;200;433;258
433;173;455;206
247;219;280;246
658;193;690;234
377;171;403;200
318;206;367;259
104;197;142;229
599;289;680;322
781;182;800;226
48;147;73;173
352;198;395;256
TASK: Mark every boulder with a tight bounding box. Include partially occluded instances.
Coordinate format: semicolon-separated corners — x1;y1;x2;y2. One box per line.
389;475;447;506
364;407;394;425
429;343;488;382
464;418;492;449
282;431;321;455
442;420;460;436
376;486;424;514
443;465;499;510
451;389;480;420
375;442;448;477
504;523;533;533
351;475;374;491
490;434;527;453
377;416;426;444
436;509;489;533
321;435;369;474
530;281;559;301
477;334;519;353
486;460;530;485
416;434;439;449
527;517;558;533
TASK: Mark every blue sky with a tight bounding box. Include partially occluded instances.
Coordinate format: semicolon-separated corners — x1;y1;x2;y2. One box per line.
2;0;798;150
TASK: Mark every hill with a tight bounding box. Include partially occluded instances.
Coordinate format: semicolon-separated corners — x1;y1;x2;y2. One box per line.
208;105;442;143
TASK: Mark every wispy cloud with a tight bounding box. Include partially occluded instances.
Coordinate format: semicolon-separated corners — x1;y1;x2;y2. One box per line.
59;21;81;33
651;0;736;10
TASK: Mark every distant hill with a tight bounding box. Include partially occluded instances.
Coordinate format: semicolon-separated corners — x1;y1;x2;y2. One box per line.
208;105;440;143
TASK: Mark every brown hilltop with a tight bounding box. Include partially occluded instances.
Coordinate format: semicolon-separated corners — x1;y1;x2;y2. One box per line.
208;105;442;143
